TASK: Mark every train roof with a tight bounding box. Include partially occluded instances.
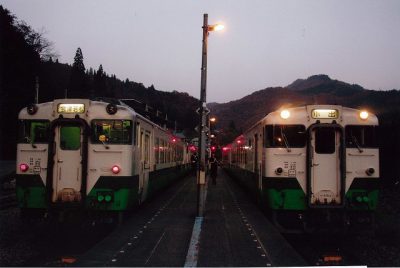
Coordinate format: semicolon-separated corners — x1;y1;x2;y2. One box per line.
245;104;378;133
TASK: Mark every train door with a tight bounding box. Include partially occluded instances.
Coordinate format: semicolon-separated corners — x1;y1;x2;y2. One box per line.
139;128;151;201
52;124;83;203
308;125;344;207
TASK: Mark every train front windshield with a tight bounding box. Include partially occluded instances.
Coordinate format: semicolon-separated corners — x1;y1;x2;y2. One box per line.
264;125;306;148
345;125;378;148
18;120;50;144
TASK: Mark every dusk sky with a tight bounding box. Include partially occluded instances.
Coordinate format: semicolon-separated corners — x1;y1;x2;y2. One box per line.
1;0;399;103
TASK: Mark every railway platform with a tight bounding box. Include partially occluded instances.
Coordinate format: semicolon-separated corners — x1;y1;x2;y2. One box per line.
74;170;306;267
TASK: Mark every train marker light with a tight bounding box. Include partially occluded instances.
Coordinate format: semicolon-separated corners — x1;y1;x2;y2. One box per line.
111;165;121;174
275;167;283;175
280;110;290;119
366;167;375;176
359;111;369;120
105;195;112;202
97;195;104;202
19;163;29;172
363;196;369;203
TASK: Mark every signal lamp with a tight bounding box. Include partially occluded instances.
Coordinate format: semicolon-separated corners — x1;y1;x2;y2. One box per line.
359;111;369;120
111;165;121;174
280;110;290;119
19;163;29;172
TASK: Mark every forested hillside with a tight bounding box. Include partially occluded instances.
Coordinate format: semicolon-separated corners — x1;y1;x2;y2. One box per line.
0;6;199;159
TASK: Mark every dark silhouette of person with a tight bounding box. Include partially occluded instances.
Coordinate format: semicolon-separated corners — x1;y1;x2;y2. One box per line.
209;153;218;185
191;152;198;174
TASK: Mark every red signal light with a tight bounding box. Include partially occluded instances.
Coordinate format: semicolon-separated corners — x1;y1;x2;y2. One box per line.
211;146;216;152
19;163;29;172
111;165;120;174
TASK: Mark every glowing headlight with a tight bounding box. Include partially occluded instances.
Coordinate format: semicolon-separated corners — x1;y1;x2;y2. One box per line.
359;111;369;120
280;110;290;119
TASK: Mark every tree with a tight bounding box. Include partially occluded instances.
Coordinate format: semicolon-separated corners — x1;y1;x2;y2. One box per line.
68;47;87;98
94;64;107;97
17;21;58;61
0;6;40;159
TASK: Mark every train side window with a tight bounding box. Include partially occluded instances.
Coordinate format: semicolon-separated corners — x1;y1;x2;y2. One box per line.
315;128;335;154
345;125;378;148
18;120;50;144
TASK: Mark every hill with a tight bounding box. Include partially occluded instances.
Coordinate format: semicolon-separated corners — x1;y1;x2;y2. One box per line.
210;75;400;133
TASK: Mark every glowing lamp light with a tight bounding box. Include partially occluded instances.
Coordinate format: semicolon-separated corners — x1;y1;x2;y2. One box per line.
19;163;29;172
360;111;369;120
208;24;224;32
280;110;290;119
172;138;177;143
222;147;230;152
111;165;121;174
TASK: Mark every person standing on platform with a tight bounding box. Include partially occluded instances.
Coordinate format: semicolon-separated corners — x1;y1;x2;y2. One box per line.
209;153;218;185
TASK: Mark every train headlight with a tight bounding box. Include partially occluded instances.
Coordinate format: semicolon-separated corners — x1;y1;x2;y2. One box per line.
111;165;121;174
366;167;375;176
359;110;369;120
19;163;29;172
275;167;283;175
280;110;290;119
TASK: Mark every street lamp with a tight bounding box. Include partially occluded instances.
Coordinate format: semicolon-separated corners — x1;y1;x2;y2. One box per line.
197;14;223;217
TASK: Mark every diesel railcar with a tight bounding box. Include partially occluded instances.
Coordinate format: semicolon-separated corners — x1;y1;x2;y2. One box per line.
16;99;191;220
223;105;379;232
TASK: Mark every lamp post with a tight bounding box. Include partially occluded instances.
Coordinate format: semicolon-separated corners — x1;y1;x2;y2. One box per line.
197;14;223;217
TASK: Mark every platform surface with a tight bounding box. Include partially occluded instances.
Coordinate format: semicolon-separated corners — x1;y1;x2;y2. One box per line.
75;169;306;267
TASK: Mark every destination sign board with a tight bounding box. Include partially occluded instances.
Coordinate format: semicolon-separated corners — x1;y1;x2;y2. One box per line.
311;109;338;119
57;103;85;114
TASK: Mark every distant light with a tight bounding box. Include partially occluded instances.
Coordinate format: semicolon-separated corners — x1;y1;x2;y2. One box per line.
280;110;290;119
222;147;230;152
210;117;216;123
360;111;369;120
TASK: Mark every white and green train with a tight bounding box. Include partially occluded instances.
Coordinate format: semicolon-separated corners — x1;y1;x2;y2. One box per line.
223;105;379;232
16;99;191;219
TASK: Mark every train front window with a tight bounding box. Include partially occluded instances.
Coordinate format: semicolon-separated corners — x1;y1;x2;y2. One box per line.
60;126;81;150
315;128;335;154
345;125;378;148
91;120;133;144
18;120;50;144
264;125;306;148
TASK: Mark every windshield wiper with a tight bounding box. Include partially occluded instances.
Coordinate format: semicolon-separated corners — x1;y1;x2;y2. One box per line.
280;128;292;152
25;136;37;148
352;135;363;153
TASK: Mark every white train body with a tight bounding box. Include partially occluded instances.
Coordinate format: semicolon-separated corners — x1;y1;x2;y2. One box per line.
16;99;190;214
